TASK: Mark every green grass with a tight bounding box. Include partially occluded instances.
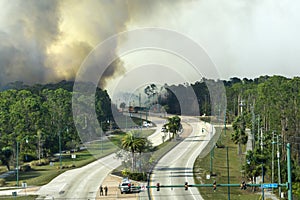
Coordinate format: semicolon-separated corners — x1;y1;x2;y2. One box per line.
194;127;261;200
112;131;182;178
0;167;7;174
2;129;155;187
4;150;97;186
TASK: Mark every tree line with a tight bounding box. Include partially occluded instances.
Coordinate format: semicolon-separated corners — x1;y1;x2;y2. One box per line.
0;81;113;170
1;76;299;196
150;75;299;197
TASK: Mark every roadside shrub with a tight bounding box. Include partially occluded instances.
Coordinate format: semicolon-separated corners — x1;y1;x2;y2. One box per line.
49;157;59;162
129;172;147;181
30;160;39;166
121;168;130;177
0;178;6;186
21;153;36;162
20;164;31;172
67;164;75;168
40;158;50;165
216;142;225;148
30;158;50;166
112;129;125;135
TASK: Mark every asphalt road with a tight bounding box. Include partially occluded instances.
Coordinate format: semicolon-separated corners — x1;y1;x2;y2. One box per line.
37;153;121;199
36;114;168;199
17;114;214;200
142;116;215;200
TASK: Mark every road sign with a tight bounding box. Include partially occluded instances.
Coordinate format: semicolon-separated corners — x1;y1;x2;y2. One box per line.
262;183;278;188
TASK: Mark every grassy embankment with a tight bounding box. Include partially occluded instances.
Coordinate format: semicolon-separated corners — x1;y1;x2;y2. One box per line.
194;127;265;200
1;117;154;187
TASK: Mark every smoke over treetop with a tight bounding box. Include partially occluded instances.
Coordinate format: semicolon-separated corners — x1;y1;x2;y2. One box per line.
0;0;187;88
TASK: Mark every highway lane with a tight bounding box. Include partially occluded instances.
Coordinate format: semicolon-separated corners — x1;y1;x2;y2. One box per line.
37;153;121;199
146;116;215;200
37;114;167;199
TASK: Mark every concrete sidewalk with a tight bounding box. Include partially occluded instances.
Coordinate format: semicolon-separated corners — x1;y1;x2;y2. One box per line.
0;174;145;199
0;186;40;196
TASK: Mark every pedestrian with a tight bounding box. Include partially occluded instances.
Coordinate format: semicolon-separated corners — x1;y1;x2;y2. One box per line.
99;185;103;196
104;185;108;196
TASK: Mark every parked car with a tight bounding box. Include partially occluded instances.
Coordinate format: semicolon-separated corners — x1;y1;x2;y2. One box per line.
119;178;132;194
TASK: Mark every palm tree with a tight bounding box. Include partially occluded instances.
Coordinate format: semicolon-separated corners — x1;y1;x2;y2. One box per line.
232;115;248;155
119;102;126;112
121;131;146;171
165;115;181;139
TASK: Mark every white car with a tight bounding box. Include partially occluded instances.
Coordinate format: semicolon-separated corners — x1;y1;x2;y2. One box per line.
119;178;132;194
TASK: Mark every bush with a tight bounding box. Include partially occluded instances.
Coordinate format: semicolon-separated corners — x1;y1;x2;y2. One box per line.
0;178;6;186
56;164;75;170
67;164;75;168
129;172;147;181
216;142;225;148
30;158;50;166
21;153;36;162
121;168;130;177
49;157;59;162
20;164;31;172
112;129;125;135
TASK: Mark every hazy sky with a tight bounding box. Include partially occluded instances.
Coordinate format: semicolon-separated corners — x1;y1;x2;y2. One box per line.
0;0;299;91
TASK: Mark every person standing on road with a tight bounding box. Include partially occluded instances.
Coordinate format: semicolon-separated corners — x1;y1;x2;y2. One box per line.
99;185;103;196
104;185;108;196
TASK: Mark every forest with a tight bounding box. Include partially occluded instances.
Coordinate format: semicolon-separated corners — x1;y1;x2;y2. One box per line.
158;75;300;196
0;81;113;170
0;75;299;196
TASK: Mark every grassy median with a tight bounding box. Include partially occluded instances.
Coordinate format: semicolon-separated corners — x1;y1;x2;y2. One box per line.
194;127;263;200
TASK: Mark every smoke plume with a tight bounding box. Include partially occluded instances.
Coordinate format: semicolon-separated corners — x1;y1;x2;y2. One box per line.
0;0;185;88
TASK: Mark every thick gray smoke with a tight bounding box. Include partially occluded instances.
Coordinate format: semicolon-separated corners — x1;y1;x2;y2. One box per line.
2;0;297;87
0;0;187;88
0;0;60;85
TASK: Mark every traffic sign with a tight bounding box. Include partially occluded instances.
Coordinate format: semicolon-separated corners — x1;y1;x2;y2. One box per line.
262;183;278;188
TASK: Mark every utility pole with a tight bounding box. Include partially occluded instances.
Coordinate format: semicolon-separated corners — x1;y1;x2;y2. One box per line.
224;111;226;136
262;162;265;200
227;147;230;200
139;93;142;133
287;143;293;200
257;115;260;149
272;131;275;193
277;135;282;197
59;130;62;169
260;127;264;200
260;128;263;151
251;105;255;149
210;146;214;175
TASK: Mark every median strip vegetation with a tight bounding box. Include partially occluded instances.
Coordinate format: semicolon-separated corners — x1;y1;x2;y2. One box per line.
194;127;260;200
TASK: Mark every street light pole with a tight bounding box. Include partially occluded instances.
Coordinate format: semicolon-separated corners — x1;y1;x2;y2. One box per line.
287;143;292;200
16;137;28;186
59;127;68;169
16;141;19;187
59;130;62;170
227;147;230;200
277;135;282;197
272;131;275;193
